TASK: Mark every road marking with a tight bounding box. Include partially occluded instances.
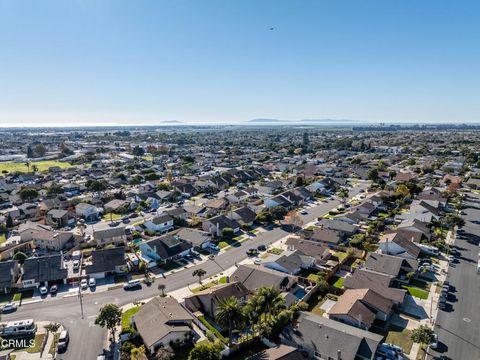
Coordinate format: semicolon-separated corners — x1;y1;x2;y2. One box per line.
463;317;471;322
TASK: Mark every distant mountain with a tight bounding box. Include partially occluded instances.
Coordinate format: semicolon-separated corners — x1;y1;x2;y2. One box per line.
247;118;288;123
161;120;184;124
246;118;362;124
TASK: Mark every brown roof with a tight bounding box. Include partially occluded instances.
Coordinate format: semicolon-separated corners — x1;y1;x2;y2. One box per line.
134;297;193;349
343;268;406;305
329;291;376;329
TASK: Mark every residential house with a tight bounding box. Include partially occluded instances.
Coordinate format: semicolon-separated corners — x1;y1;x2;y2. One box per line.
280;312;383;360
378;233;421;259
139;234;192;265
365;253;418;280
202;215;240;237
184;281;249;319
175;228;212;250
32;230;73;251
262;250;315;275
328;289;394;330
133;296;194;353
343;268;406;306
144;214;174;234
84;247;127;279
75;203;100;222
228;206;256;227
21;254;68;288
92;224;127;246
46;209;71;228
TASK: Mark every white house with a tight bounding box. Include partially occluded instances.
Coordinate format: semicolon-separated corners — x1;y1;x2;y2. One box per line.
144;214;174;233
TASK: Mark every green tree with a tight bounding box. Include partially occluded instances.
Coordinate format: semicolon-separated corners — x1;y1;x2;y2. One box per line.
215;297;244;347
367;168;379;181
255;211;273;224
295;176;304;187
6;214;14;229
253;286;285;321
130;345;146;360
192;268;207;284
317;279;330;294
188;341;221;360
19;187;39;201
270;206;287;220
95;304;122;344
411;325;434;345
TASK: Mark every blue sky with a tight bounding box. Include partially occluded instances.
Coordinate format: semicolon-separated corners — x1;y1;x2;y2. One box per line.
0;0;479;126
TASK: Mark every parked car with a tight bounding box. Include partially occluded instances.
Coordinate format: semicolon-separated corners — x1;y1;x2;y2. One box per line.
206;243;220;252
57;330;69;351
380;343;403;355
39;285;48;295
246;248;258;256
430;333;438;349
123;280;141;290
299;210;308;215
80;279;88;290
254;259;262;265
50;285;58;294
257;244;267;252
1;303;17;313
88;278;96;287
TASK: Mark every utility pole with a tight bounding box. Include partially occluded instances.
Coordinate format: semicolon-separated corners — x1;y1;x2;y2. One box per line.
78;281;84;319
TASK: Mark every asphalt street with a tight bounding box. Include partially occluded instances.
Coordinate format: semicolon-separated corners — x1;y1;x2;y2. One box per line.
3;181;369;359
427;192;480;360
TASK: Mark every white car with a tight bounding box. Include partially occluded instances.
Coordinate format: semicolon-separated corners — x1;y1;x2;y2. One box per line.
39;285;48;295
2;303;17;313
88;278;96;287
123;280;141;290
80;279;88;290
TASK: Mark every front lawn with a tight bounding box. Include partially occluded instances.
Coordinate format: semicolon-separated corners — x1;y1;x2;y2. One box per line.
385;326;413;354
102;213;123;221
121;306;141;329
332;276;345;289
191;276;228;293
402;285;429;299
267;247;284;255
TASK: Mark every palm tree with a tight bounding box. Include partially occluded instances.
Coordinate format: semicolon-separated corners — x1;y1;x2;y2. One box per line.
158;283;166;297
254;286;285;321
215;297;244;347
25;161;31;173
31;165;38;173
192;268;206;284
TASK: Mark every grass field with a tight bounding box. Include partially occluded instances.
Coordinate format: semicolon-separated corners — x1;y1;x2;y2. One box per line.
402;285;429;299
192;276;227;293
0;160;75;174
0;233;6;244
385;326;413;354
102;213;123;221
121;306;141;329
332;276;345;289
